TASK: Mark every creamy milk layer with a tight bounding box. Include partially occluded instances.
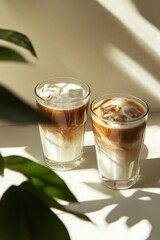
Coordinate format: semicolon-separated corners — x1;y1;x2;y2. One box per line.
39;124;84;162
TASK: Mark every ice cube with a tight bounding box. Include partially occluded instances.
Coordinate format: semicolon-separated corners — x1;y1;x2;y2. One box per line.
100;104;120;117
114;114;129;122
123;106;141;119
40;84;62;101
106;114;129;122
113;97;127;107
68;88;83;98
43;84;61;93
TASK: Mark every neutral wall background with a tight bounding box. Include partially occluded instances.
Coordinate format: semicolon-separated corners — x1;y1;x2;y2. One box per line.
0;0;160;111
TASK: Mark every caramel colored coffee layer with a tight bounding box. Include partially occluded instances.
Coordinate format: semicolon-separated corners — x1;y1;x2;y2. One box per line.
37;101;88;141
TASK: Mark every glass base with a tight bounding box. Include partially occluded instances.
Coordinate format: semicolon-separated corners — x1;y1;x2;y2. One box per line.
44;157;82;171
100;174;140;190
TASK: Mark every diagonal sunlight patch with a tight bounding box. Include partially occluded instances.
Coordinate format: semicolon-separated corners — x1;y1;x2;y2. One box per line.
0;146;36;162
97;0;160;60
104;44;160;101
127;219;152;240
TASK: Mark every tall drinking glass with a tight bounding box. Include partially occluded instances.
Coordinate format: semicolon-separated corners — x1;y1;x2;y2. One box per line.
35;77;90;171
91;93;149;189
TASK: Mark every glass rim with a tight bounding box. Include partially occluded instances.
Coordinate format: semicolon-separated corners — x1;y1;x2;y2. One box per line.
90;93;149;124
34;77;91;106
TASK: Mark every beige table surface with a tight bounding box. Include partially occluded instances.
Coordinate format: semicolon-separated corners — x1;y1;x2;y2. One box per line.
0;112;160;240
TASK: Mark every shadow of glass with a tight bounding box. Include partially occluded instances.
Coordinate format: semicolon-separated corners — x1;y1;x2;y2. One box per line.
76;145;98;170
135;157;160;188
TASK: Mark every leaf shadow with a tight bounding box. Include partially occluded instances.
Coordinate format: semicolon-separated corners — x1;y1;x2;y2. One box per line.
67;182;160;240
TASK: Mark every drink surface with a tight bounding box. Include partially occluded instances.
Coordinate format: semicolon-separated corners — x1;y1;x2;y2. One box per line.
36;82;88;109
93;97;146;123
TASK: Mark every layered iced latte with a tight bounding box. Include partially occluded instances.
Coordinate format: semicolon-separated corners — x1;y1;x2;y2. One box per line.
35;78;90;170
91;94;149;189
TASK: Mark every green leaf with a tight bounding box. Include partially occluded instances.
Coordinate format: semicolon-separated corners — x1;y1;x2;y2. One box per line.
0;47;26;62
0;29;37;57
0;153;4;177
3;155;77;202
21;181;91;223
0;185;70;240
0;85;52;123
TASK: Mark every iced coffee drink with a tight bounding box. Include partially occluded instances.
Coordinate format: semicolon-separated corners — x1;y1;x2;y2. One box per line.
91;94;149;189
35;78;90;170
